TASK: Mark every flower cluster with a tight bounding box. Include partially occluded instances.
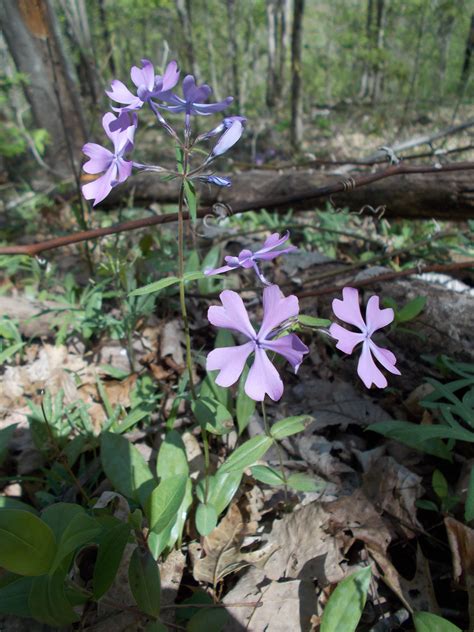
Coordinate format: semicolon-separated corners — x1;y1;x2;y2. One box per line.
81;59;245;206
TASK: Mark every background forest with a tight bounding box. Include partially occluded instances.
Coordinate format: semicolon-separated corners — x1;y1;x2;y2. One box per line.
0;1;473;632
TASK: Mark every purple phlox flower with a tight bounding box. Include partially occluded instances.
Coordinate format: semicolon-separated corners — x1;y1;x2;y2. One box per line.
81;112;136;206
211;118;244;157
207;285;309;402
204;231;297;285
329;287;401;389
106;59;180;115
197;174;232;187
160;74;233;117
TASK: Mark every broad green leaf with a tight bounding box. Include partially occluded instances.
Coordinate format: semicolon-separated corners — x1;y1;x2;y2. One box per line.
320;566;372;632
0;424;16;467
0;576;33;617
370;421;460;459
207;470;242;515
192;397;234;435
397;296;427;323
198;245;223;294
183;271;206;283
129;547;161;617
287;472;325;493
101;432;155;506
187;606;230;632
0;497;37;514
148;479;192;560
50;512;101;573
251;465;286;486
219;436;273;474
29;567;78;626
298;315;331;328
465;465;474;522
145;621;168;632
413;611;462;632
0;342;24;365
130;276;180;297
157;429;189;479
41;503;84;540
146;474;187;535
416;500;439;512
200;372;230;409
432;469;449;500
0;510;56;576
236;366;256;435
184;179;197;222
270;415;312;440
195;503;218;536
93;521;131;599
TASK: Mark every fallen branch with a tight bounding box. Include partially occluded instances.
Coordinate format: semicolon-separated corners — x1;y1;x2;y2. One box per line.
297;260;474;298
1;161;473;256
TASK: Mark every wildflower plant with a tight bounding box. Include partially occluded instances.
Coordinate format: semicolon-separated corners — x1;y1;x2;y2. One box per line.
0;56;403;630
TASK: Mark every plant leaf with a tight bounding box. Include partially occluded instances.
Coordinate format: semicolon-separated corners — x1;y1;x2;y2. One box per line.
320;566;372;632
156;429;189;479
128;546;161;617
270;415;312;440
251;465;286;486
192;397;234;435
219;436;273;474
413;611;462;632
146;474;188;535
236;366;256;435
195;503;218;536
130;276;180;297
0;510;56;576
93;521;131;599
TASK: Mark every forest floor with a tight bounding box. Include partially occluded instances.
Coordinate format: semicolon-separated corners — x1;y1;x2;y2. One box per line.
0;107;473;631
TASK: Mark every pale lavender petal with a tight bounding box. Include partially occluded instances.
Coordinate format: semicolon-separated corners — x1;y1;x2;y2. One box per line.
204;264;234;276
332;287;366;332
212;120;243;156
365;295;394;335
206;342;254;388
160;60;180;91
245;348;283;402
192;98;233;115
106;80;140;107
208;290;256;340
252;261;269;285
369;340;401;375
259;285;299;339
357;340;387;389
262;334;308;372
82;163;116;206
190;84;212;103
131;59;154;91
255;245;298;262
115;158;133;183
258;232;290;254
329;323;365;354
82;143;113;174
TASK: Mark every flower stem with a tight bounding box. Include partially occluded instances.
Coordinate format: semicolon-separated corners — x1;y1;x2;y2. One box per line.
261;400;289;506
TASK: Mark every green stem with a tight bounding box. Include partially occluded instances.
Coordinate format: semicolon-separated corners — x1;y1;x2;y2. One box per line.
261;400;288;505
176;139;210;498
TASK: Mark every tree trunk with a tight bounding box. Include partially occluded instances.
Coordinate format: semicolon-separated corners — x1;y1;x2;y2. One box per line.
0;0;86;178
109;167;474;221
175;0;198;78
266;0;277;108
460;13;474;91
276;0;290;99
58;0;101;109
359;0;373;99
290;0;305;149
97;0;115;76
226;0;241;110
370;0;385;103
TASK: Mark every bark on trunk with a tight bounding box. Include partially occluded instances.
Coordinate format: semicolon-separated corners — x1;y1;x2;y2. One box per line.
0;0;86;178
176;0;198;78
108;168;474;220
226;0;241;110
460;13;474;91
290;0;305;149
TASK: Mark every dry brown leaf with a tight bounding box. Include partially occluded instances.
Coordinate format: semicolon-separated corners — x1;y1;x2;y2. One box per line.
193;503;277;585
363;456;423;537
159;549;186;626
161;319;185;367
445;516;474;586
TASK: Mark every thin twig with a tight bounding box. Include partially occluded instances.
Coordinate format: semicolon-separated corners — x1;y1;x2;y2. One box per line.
1;161;473;256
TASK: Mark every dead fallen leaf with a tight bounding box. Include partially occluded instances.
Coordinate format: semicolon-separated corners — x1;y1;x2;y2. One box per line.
363;456;423;538
445;516;474;587
193;503;277;585
159;549;186;626
161;319;185;367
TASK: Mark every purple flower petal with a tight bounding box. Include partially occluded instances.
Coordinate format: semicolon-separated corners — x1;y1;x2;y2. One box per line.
82;163;116;206
357;340;388;388
204;264;234;276
208;290;256;340
192;99;233;115
262;334;308;372
115;158;133;183
212;120;244;156
368;340;401;375
159;60;180;91
245;347;283;402
82;143;113;174
131;59;155;91
259;285;299;339
332;287;366;332
206;342;254;388
329;323;365;354
365;295;394;335
106;80;141;107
